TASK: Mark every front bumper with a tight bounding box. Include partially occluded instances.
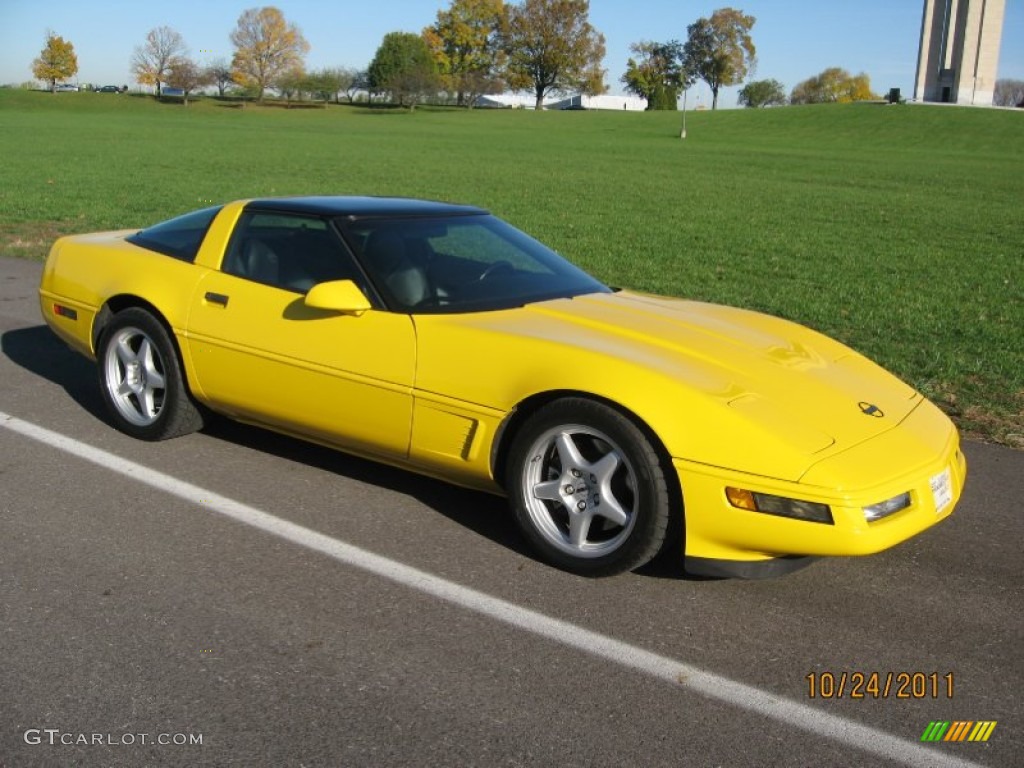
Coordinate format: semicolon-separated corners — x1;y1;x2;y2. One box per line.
674;399;966;573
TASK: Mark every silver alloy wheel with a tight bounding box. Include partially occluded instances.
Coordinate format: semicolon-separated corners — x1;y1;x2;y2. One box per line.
520;423;638;559
102;325;167;427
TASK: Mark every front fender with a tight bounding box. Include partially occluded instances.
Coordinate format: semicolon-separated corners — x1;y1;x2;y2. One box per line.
413;313;827;482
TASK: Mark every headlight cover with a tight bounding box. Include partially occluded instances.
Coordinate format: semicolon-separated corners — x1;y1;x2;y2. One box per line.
863;492;912;522
726;487;833;524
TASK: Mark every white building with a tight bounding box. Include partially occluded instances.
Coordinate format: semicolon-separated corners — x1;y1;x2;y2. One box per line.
547;94;649;111
476;93;648;111
475;93;542;109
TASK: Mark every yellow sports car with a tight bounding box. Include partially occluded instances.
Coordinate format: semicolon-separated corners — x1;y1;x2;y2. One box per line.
38;197;966;577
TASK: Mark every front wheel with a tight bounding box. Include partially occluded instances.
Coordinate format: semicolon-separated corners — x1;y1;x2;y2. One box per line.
96;308;204;441
506;398;671;576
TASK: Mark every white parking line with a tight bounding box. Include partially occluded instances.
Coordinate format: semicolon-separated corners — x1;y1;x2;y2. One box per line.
0;410;987;768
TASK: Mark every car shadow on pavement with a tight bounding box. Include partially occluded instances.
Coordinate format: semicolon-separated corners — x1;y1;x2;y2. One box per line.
3;324;691;579
1;324;536;562
2;325;107;419
203;415;534;558
199;418;692;579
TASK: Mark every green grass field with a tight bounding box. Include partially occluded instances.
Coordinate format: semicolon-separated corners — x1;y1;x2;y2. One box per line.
1;89;1021;445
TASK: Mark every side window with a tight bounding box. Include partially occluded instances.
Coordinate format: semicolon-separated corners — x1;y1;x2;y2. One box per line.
222;212;362;293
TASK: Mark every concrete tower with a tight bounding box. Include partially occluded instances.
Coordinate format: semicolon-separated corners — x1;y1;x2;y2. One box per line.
915;0;1006;105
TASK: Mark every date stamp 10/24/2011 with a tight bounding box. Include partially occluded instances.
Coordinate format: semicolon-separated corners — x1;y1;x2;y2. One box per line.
806;671;954;700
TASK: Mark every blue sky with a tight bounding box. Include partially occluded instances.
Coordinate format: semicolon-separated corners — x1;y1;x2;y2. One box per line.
2;0;1022;106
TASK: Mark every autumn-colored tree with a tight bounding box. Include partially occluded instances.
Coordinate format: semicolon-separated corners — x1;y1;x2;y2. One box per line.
230;6;310;101
166;57;212;106
131;26;187;96
368;32;441;108
33;32;78;93
621;41;689;111
790;68;877;104
423;0;506;107
738;78;785;108
682;7;756;110
503;0;606;109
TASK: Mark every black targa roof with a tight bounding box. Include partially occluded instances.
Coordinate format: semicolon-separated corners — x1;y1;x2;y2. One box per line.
244;196;488;219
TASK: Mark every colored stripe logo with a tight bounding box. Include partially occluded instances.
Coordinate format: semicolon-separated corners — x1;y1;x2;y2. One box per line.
921;721;997;742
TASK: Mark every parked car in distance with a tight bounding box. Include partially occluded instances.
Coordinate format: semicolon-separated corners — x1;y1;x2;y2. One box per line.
97;85;121;93
54;83;79;92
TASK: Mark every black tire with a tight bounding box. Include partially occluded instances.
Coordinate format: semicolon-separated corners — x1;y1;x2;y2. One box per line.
96;308;204;441
505;398;671;576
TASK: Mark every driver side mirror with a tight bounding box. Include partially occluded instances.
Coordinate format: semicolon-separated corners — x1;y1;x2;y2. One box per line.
303;280;372;315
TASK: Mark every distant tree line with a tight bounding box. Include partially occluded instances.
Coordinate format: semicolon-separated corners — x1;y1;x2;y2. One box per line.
35;2;973;113
622;8;756;110
369;0;608;110
619;9;884;111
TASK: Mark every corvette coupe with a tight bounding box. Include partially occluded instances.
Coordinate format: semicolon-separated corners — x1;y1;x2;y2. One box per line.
38;197;966;577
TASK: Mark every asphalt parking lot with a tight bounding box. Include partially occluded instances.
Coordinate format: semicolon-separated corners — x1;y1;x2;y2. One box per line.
2;255;1021;767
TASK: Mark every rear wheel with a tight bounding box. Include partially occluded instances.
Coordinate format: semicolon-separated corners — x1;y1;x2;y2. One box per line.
97;308;203;440
506;398;671;576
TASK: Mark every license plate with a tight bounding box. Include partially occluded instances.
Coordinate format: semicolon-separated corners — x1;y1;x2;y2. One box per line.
930;468;953;514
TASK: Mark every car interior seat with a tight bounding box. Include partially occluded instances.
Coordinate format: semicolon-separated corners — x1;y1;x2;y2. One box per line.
363;230;429;308
236;237;280;286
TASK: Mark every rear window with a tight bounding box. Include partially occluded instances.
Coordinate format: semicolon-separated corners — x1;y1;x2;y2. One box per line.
126;205;222;262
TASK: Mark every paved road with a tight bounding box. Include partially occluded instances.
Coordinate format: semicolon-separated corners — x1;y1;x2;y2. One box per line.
1;256;1021;767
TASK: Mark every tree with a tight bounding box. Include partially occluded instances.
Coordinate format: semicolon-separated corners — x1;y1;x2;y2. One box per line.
368;32;441;108
230;6;310;101
621;40;687;110
994;79;1024;108
33;32;78;93
424;0;506;107
503;0;607;109
790;68;877;104
738;78;785;108
346;70;370;103
274;65;308;101
166;57;212;106
205;58;236;97
682;7;756;110
132;26;186;96
304;67;355;103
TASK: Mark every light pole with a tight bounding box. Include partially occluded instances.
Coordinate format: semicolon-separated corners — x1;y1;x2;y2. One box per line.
679;88;688;139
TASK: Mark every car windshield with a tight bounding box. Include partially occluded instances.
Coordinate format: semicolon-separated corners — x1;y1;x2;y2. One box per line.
338;213;610;313
126;205;223;262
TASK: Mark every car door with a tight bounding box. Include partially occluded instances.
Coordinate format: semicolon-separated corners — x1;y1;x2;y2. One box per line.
184;211;416;459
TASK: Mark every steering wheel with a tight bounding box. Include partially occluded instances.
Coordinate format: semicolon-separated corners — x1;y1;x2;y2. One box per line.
478;260;515;281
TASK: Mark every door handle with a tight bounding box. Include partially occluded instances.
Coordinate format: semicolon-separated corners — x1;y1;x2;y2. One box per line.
204;292;229;307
